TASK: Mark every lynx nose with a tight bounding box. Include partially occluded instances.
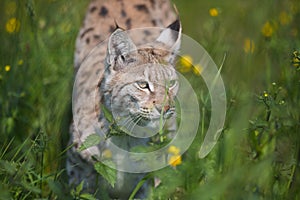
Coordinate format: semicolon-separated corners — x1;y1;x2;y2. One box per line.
163;105;170;112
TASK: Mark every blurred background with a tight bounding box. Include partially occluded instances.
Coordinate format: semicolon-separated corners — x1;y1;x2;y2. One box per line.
0;0;299;199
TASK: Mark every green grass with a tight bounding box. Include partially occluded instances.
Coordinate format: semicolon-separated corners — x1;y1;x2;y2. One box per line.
0;0;300;199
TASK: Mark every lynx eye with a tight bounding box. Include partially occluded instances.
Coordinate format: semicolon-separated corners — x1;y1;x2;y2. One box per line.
168;80;177;89
136;81;149;89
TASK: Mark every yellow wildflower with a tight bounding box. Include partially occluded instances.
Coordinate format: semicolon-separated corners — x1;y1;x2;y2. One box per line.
18;59;24;66
261;21;274;37
178;55;203;76
263;91;268;97
167;146;182;167
5;18;20;33
168;155;182;167
179;55;193;73
102;149;112;159
279;11;291;25
243;38;255;54
168;145;180;155
192;64;203;76
209;8;219;17
5;65;11;72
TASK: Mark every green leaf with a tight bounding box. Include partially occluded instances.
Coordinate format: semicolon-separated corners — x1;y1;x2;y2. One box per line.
80;193;97;200
78;134;102;152
94;161;116;187
0;160;17;175
47;180;66;198
76;180;84;194
101;104;113;123
129;174;151;200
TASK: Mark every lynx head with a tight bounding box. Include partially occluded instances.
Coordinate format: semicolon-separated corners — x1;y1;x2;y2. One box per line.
102;20;182;134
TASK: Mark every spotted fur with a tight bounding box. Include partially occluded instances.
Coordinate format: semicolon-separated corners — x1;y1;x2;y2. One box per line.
67;0;181;198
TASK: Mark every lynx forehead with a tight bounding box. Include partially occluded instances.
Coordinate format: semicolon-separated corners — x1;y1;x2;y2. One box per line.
67;0;181;198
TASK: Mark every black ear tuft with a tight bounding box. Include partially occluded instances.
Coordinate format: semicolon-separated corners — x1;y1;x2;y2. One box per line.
156;19;182;63
167;19;181;43
168;19;181;33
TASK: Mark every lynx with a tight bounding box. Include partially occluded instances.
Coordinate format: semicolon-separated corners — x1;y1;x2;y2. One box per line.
67;0;182;198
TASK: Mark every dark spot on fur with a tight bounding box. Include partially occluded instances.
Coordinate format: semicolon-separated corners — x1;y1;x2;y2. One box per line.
80;27;94;39
144;30;151;36
93;34;101;40
150;0;155;8
99;6;108;17
121;9;126;17
109;25;115;33
85;89;90;95
134;4;149;13
151;19;157;26
130;95;138;103
89;6;97;13
86;37;90;44
125;18;132;29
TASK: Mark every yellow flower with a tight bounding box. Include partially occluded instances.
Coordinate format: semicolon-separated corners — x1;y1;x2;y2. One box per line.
209;8;219;17
168;155;182;167
179;55;193;72
263;91;268;97
261;21;274;37
178;55;203;76
102;149;112;158
243;38;255;54
5;18;20;33
168;145;180;155
5;65;11;72
18;59;24;66
279;11;291;25
192;64;203;76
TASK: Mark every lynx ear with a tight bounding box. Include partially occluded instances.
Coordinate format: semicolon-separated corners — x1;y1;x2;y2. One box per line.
107;28;137;68
156;19;182;63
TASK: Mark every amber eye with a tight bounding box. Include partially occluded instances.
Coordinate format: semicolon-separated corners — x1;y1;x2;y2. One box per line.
168;80;177;88
136;81;149;89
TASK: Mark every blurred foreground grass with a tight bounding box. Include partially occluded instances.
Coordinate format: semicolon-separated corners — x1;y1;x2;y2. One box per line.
0;0;299;199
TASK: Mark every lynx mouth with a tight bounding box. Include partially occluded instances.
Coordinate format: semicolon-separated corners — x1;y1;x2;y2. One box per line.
130;114;152;126
129;110;175;127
